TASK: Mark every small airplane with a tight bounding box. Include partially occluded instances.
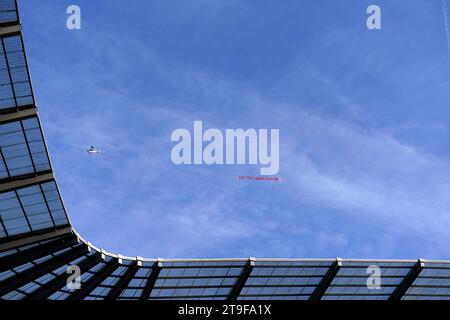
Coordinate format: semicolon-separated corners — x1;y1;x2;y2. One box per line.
86;146;101;155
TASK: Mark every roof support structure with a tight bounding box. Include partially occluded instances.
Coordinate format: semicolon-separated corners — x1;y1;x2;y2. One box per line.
0;172;54;193
389;259;425;300
140;260;163;300
227;257;255;300
309;258;342;301
0;108;37;125
0;24;20;36
0;170;53;187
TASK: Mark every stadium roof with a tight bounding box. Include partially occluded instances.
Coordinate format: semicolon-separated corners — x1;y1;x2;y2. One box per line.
1;0;450;300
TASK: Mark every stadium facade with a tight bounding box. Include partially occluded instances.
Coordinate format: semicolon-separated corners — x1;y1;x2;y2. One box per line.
0;0;449;301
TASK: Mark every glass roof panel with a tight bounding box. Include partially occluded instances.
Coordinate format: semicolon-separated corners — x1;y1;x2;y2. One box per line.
150;264;244;299
1;35;33;109
0;0;18;25
322;262;414;300
238;261;331;300
0;118;50;179
403;263;450;300
0;181;69;239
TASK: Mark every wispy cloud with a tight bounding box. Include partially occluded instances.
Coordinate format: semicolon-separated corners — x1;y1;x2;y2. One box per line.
20;0;450;259
443;0;450;61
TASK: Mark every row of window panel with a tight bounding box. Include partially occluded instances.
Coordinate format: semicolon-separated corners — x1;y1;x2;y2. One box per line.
324;286;396;295
404;286;450;296
418;268;450;277
340;261;417;267
158;260;416;268
244;276;323;286
126;277;148;288
86;286;111;299
250;267;330;277
421;263;450;268
150;287;231;299
403;295;450;300
331;276;404;286
154;276;238;288
162;261;248;267
335;267;412;277
158;267;243;278
119;288;142;299
134;267;153;277
240;286;316;296
401;266;450;299
153;296;228;301
410;277;450;286
239;295;310;300
0;35;34;110
254;261;334;267
322;295;390;300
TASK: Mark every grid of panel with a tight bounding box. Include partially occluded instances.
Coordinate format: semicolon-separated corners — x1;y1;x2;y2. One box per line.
117;261;154;300
0;242;86;300
84;259;135;300
238;260;333;300
322;261;416;300
0;34;34;111
403;262;450;300
0;0;18;25
150;261;247;300
0;117;50;180
0;181;69;239
48;255;115;300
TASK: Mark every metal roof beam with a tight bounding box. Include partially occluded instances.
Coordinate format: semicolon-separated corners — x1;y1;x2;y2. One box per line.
0;108;37;124
0;25;20;37
389;259;425;301
0;172;54;193
140;259;163;300
227;257;255;300
309;258;342;301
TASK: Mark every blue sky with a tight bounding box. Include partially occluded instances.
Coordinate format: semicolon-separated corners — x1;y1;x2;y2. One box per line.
18;0;450;259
